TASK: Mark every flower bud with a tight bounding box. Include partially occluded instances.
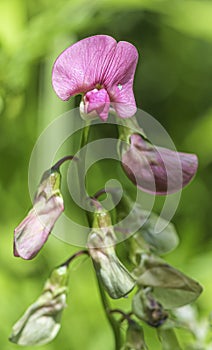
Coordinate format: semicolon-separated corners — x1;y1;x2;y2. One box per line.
123;320;147;350
9;265;69;346
119;120;198;195
14;167;64;260
132;289;168;327
87;207;135;299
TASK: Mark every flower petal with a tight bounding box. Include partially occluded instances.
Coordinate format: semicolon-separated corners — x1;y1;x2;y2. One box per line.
105;41;138;118
84;88;110;121
52;35;117;100
14;196;64;260
122;134;198;195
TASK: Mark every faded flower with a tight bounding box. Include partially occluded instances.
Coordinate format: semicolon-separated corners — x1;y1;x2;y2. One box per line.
9;265;69;346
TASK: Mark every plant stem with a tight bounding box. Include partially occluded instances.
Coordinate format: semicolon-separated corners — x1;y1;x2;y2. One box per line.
80;120;91;149
61;250;89;267
77;120;91;204
94;263;122;350
51;155;78;171
110;309;133;323
77;119;122;349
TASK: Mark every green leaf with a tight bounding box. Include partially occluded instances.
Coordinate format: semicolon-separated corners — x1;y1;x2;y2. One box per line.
136;211;179;255
134;254;202;308
157;329;182;350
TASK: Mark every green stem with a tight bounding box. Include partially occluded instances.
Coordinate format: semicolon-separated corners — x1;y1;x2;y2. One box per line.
77;119;122;349
116;115;148;157
61;250;89;267
80;120;91;148
77;120;91;204
51;155;78;171
110;309;133;323
94;263;122;350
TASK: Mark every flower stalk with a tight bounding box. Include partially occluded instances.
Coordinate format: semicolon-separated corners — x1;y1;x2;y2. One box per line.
77;120;91;204
51;155;78;171
61;250;89;267
94;262;123;350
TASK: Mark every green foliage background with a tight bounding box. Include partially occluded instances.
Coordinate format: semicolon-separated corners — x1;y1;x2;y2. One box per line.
0;0;212;349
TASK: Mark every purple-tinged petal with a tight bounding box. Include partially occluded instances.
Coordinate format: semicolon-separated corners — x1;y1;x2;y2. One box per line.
14;195;64;260
105;41;138;118
52;35;138;119
83;88;110;121
122;134;198;195
52;35;117;100
14;168;65;260
112;99;137;119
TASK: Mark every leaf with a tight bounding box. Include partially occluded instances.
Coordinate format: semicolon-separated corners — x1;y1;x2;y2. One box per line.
157;329;182;350
136;211;179;255
134;254;203;308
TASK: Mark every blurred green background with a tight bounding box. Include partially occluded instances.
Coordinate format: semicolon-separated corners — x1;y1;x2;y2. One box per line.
0;0;212;349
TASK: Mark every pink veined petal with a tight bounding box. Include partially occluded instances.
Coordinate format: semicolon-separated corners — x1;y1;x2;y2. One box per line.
14;196;64;260
112;97;137;119
14;207;48;260
104;41;138;118
85;88;110;121
52;35;117;100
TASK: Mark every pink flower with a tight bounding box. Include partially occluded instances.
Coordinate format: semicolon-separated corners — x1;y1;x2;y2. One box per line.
52;35;138;121
121;134;198;195
14;169;64;260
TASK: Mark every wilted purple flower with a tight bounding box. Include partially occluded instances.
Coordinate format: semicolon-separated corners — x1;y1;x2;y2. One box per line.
14;168;64;260
52;35;138;121
121;134;198;195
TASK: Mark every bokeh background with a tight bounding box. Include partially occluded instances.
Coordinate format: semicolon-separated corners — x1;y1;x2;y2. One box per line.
0;0;212;349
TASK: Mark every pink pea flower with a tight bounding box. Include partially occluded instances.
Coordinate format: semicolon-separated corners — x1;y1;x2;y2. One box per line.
14;156;75;260
52;35;138;121
121;134;198;195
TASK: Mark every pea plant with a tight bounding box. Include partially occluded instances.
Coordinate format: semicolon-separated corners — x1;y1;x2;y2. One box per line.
10;35;203;350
